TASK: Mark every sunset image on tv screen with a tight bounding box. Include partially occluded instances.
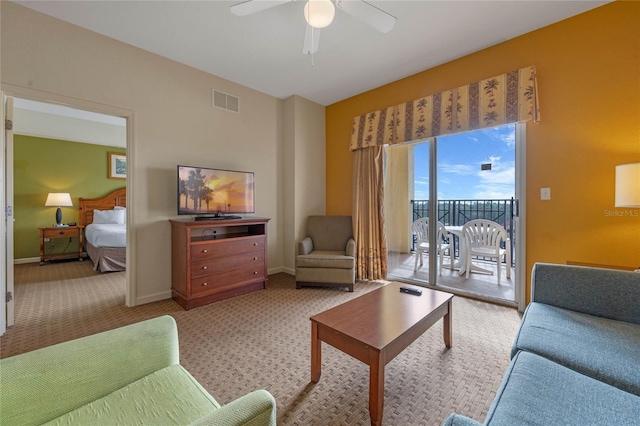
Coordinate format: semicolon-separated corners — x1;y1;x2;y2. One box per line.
178;166;254;214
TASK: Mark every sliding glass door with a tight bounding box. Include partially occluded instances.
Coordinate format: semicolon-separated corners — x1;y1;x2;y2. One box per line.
385;139;437;284
385;124;520;305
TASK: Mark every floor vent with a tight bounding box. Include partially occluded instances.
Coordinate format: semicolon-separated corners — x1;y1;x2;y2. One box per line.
212;90;239;113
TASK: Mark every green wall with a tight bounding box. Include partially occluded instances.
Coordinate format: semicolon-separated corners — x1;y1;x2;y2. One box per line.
14;135;126;260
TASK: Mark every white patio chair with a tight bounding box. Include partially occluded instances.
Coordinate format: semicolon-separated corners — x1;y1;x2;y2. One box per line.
412;218;452;273
461;219;511;285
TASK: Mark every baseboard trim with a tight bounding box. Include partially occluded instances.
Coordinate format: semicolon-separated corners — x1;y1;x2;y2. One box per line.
268;267;294;276
15;257;40;264
135;291;172;306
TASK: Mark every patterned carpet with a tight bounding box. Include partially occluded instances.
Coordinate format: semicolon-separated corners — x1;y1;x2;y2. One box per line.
1;262;522;425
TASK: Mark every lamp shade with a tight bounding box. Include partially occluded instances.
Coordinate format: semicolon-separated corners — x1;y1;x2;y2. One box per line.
45;193;73;207
304;0;335;29
615;163;640;208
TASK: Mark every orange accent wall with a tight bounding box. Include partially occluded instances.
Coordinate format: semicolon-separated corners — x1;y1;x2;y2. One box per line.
326;1;640;301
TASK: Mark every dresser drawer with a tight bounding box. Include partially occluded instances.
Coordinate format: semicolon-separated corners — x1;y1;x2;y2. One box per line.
42;228;80;239
191;251;265;278
191;236;265;261
191;268;266;295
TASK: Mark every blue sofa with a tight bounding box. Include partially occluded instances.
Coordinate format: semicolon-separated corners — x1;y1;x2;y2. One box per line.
444;263;640;425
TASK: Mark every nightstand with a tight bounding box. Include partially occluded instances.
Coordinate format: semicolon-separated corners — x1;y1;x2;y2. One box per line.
39;226;84;265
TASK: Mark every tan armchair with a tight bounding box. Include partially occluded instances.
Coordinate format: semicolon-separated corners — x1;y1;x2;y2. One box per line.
296;215;355;292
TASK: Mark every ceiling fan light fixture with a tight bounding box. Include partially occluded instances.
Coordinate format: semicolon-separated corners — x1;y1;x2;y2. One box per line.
304;0;335;29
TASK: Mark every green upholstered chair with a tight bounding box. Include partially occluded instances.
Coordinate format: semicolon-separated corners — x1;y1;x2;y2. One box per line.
295;215;356;292
0;315;276;426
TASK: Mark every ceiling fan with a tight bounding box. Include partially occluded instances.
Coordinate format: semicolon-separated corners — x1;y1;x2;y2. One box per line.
230;0;396;55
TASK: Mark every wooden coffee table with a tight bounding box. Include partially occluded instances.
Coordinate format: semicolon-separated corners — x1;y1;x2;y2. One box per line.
310;282;453;425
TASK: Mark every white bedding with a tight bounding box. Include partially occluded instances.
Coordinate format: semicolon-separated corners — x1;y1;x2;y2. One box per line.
85;223;126;248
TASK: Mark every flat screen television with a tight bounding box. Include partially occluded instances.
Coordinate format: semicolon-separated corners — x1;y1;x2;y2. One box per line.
177;165;254;219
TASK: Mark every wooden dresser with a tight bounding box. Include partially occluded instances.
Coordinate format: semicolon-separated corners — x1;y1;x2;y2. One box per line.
169;217;270;310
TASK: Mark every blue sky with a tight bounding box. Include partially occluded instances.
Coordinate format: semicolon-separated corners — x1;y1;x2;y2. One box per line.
413;124;516;200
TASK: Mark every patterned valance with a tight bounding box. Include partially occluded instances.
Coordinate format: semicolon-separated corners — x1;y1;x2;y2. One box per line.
350;66;539;151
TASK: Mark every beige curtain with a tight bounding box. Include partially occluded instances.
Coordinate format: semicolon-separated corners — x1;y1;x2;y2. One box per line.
350;66;539;150
352;145;387;281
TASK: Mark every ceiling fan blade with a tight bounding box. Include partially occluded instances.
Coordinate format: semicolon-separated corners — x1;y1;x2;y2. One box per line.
230;0;294;17
335;0;396;33
302;25;321;55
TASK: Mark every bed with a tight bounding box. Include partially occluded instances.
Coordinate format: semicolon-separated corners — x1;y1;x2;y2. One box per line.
79;188;126;272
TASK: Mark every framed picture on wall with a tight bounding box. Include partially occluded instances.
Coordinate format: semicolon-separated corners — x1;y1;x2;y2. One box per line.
108;152;126;180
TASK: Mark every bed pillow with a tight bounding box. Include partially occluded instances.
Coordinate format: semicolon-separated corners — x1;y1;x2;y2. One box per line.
93;209;125;224
113;206;126;223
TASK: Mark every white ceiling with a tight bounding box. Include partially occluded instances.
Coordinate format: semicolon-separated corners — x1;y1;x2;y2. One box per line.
15;0;609;106
14;98;126;126
13;98;127;147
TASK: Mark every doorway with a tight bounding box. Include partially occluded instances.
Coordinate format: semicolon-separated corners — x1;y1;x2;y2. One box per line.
385;123;526;309
2;88;133;333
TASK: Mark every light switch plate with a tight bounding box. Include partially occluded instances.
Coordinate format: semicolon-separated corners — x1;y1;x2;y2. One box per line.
540;187;551;200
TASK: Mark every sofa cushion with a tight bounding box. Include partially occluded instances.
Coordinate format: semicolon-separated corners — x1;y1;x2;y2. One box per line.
296;251;355;269
531;263;640;324
512;302;640;396
44;364;220;425
485;351;640;425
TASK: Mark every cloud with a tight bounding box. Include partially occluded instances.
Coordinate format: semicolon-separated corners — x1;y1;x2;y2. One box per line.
415;189;430;200
439;162;476;175
472;155;515;198
476;125;516;149
474;186;514;199
415;178;429;186
479;168;515;185
474;166;515;199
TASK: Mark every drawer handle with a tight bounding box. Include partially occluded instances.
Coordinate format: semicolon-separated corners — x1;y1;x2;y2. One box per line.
202;282;208;286
59;231;65;235
253;257;258;260
253;271;258;275
253;243;258;246
202;249;208;253
202;266;208;270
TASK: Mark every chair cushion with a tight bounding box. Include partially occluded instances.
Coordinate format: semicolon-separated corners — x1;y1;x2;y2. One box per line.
512;302;640;396
296;251;355;269
44;365;220;425
485;351;640;425
306;216;353;252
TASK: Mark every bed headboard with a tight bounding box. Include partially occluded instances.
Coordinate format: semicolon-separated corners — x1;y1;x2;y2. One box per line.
79;187;126;227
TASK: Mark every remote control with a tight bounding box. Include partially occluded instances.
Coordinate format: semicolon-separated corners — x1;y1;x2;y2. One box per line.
400;286;422;296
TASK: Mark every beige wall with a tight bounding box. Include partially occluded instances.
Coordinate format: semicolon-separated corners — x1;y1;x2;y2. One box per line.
282;95;326;272
1;2;324;305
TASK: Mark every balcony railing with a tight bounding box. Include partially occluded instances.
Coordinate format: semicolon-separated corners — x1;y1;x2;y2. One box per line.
411;198;516;265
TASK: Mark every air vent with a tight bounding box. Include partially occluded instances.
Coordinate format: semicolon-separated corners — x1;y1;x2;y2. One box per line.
212;89;239;113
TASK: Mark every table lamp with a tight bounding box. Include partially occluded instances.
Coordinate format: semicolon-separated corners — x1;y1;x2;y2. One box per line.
615;163;640;208
45;192;73;227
